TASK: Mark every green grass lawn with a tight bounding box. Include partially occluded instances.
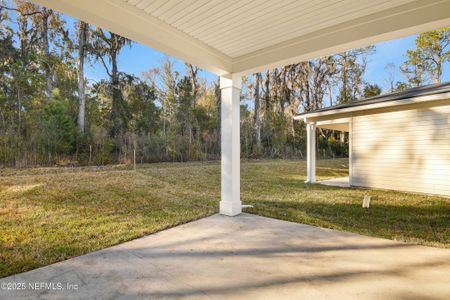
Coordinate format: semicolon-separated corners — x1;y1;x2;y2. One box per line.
1;159;449;278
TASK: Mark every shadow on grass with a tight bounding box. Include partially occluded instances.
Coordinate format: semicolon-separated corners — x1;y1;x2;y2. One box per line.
246;198;450;247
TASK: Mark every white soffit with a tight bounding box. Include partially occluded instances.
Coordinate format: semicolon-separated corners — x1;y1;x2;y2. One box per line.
32;0;450;75
127;0;415;58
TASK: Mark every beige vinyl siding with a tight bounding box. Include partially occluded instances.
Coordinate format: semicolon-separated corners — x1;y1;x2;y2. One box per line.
351;104;450;196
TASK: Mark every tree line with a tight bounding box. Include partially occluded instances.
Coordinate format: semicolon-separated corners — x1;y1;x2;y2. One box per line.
0;1;449;167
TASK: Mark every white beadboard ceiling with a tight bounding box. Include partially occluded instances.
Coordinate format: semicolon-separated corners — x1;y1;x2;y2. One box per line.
31;0;450;75
124;0;414;58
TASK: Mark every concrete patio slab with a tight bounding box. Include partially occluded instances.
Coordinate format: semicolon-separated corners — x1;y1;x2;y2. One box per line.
319;176;350;187
1;213;449;300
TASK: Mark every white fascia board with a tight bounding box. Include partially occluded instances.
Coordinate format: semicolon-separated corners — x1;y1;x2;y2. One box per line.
232;0;450;75
316;123;350;132
316;118;351;126
316;117;350;132
294;92;450;121
32;0;232;76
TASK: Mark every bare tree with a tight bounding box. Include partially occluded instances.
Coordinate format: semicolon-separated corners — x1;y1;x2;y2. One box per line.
253;73;261;147
37;7;52;100
77;21;89;133
214;77;221;154
384;63;396;92
186;63;199;106
144;57;178;137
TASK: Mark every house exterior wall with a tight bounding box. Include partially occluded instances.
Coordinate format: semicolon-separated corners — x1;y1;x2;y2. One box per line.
351;103;450;196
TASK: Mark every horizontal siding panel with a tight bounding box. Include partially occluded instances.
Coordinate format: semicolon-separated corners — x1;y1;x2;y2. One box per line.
351;104;450;196
353;105;450;118
353;141;450;147
353;115;450;125
352;125;450;133
352;175;450;187
353;154;450;159
352;180;449;191
353;169;450;177
353;127;450;134
353;151;450;155
352;161;450;167
353;146;450;152
353;125;450;132
353;116;450;125
353;168;450;174
352;138;450;143
357;113;449;126
352;180;450;189
351;182;449;195
351;175;449;187
352;136;450;142
353;145;450;150
354;110;450;121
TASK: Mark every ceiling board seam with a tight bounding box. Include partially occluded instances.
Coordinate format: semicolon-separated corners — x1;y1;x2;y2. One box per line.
198;0;300;43
205;0;334;49
191;0;262;37
233;0;450;65
151;0;180;17
216;0;358;52
168;0;211;27
178;1;239;32
223;0;399;56
189;0;261;36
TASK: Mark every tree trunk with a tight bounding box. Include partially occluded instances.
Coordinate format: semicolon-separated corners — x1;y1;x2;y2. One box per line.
110;42;121;137
17;10;30;135
436;59;442;84
41;9;53;101
188;64;198;107
77;21;88;133
215;78;221;154
328;84;333;106
254;73;261;147
341;53;348;103
263;70;271;131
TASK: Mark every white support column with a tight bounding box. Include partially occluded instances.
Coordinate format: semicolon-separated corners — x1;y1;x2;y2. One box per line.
220;74;242;216
305;122;316;183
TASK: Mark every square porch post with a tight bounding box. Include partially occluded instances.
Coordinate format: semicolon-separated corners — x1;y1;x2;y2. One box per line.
219;75;242;216
305;122;316;183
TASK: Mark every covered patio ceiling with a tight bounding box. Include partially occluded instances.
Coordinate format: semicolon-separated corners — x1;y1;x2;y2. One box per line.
30;0;450;216
32;0;450;76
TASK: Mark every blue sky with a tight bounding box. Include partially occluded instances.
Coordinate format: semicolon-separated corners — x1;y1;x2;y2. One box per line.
5;2;449;92
82;26;448;92
52;15;214;86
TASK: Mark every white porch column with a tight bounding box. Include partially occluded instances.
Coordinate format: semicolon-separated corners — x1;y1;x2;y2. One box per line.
305;122;316;183
220;74;242;216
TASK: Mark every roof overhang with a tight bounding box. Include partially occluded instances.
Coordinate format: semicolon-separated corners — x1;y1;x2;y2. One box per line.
31;0;450;76
295;92;450;123
316;119;350;132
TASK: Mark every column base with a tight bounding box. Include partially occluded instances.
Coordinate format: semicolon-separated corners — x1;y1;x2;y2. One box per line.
304;179;316;184
220;201;242;216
